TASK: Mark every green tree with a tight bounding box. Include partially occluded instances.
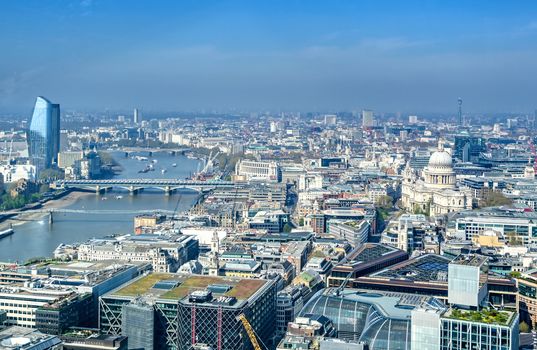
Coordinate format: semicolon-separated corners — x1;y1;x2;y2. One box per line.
520;321;530;333
375;195;393;211
509;271;521;278
481;192;513;208
38;168;64;181
283;223;293;233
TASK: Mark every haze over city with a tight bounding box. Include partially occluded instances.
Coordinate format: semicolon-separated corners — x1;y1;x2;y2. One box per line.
2;0;537;113
2;2;537;350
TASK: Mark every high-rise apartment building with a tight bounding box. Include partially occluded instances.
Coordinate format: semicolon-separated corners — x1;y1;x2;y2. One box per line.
28;96;60;171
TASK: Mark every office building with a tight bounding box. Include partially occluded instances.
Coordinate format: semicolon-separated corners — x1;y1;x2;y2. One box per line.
516;270;537;328
328;243;408;287
28;96;60;171
100;273;276;350
327;220;370;246
449;207;537;246
448;255;488;308
300;288;445;347
361;110;374;128
454;136;485;163
324;114;337;125
235;159;282;182
0;326;62;350
350;254;516;307
133;108;141;124
0;260;146;332
78;234;199;273
276;285;305;339
61;334;128;350
411;306;519;350
58;151;84;169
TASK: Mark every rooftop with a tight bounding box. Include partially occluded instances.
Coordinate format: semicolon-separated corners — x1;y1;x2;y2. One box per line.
110;273;269;303
369;254;451;283
445;308;514;326
451;254;488;267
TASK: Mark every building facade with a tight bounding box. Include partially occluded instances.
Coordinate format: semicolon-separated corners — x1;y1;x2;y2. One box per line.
28;96;60;171
401;148;472;217
100;274;276;350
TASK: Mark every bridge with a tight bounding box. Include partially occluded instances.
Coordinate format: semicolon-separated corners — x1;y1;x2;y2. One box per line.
55;179;235;195
0;208;180;224
118;147;191;155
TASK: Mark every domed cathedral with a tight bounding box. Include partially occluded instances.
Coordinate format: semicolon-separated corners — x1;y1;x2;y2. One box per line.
401;145;472;217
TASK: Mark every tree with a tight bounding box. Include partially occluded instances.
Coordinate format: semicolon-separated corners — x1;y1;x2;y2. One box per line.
481;192;513;208
509;271;521;279
520;321;530;333
283;223;293;233
375;195;393;211
38;168;64;181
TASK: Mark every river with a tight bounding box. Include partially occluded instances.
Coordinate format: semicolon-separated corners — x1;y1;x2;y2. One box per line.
0;151;202;262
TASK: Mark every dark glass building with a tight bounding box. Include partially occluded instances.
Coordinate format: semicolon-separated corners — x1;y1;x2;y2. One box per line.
454;136;485;163
28;96;60;171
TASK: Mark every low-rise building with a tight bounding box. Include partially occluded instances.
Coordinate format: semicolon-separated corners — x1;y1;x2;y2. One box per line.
78;234;199;273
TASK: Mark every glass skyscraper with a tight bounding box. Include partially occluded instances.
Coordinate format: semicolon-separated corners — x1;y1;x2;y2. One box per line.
28;96;60;171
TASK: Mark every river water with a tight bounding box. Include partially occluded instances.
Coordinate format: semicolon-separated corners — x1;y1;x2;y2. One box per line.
0;151;202;262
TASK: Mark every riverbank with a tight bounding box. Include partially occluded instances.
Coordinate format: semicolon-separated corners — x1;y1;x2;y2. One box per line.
0;191;93;231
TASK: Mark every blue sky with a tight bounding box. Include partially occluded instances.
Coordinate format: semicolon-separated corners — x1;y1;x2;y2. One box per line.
1;0;537;113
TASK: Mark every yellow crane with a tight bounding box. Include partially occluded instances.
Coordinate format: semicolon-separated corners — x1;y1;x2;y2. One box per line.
237;314;263;350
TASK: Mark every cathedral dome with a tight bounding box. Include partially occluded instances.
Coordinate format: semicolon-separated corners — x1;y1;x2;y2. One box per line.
428;151;453;168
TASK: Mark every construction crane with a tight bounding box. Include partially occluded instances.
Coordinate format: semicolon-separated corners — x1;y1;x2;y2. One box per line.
238;314;263;350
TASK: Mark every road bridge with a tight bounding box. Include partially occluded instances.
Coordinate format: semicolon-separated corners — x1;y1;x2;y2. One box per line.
55;179;235;195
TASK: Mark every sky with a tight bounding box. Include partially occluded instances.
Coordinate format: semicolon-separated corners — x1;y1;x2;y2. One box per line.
1;0;537;114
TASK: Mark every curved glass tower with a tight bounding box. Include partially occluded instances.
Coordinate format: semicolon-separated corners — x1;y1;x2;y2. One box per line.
28;96;60;171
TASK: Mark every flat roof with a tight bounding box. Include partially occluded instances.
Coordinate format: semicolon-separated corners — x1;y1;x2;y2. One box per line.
341;243;404;265
108;273;269;303
451;254;487;267
369;254;451;283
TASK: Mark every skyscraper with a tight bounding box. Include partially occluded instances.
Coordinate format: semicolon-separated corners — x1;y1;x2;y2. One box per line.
28;96;60;171
133;108;141;124
362;109;374;128
458;97;463;126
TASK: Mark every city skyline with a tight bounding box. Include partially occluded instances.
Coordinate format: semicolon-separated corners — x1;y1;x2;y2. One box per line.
2;1;537;113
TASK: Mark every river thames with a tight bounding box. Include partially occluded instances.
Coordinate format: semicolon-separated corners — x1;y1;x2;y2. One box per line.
0;151;202;262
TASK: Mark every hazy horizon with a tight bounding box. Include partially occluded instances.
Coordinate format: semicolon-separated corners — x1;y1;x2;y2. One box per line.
2;1;537;114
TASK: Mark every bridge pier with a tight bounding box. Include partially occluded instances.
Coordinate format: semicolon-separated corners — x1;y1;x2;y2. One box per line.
48;211;53;225
95;185;106;195
164;186;172;196
129;186;141;196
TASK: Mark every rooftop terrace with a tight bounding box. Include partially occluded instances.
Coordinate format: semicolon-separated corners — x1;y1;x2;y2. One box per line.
445;308;514;326
110;273;268;302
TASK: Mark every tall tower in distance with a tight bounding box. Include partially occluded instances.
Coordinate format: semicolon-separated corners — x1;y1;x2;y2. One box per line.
362;109;375;128
458;98;463;126
28;96;60;172
133;108;141;124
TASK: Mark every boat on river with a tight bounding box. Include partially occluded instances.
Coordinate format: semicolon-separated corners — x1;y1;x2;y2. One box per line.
0;228;14;240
